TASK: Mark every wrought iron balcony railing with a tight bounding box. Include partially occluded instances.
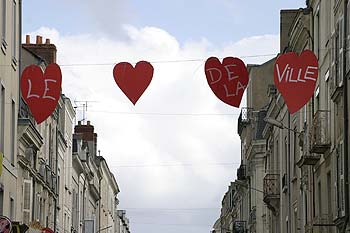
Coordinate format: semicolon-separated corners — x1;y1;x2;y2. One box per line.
237;164;247;180
310;110;331;153
238;107;253;136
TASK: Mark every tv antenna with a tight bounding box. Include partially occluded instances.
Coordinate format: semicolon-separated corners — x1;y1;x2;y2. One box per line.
74;100;98;124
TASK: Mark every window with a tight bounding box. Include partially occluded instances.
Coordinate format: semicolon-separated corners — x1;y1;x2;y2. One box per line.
11;0;16;60
293;209;298;233
318;181;322;218
0;86;4;153
0;186;3;215
1;0;6;43
327;172;332;221
337;16;344;87
314;86;320;113
57;168;60;197
325;70;330;111
284;136;288;174
315;5;320;57
304;192;308;224
10;197;14;219
23;179;32;223
337;141;345;217
293;130;297;177
10;100;15;164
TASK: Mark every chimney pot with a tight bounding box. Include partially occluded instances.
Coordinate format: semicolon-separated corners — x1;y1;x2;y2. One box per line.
26;35;30;44
36;35;43;44
45;38;50;44
87;121;91;126
78;121;81;126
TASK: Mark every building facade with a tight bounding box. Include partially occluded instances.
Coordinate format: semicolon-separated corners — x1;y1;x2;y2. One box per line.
72;121;121;233
0;0;21;222
214;1;350;233
17;35;76;233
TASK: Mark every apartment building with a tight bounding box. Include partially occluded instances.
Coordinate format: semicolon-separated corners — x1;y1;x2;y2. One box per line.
0;0;20;221
72;121;121;233
17;35;75;233
214;1;350;233
212;58;276;233
115;210;130;233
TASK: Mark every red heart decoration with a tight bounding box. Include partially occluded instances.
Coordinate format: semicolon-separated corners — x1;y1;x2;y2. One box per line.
113;61;154;105
274;50;318;114
205;57;249;107
21;64;62;124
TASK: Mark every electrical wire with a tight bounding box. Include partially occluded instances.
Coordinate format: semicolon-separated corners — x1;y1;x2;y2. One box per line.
0;52;279;68
130;222;212;227
62;162;240;169
88;109;240;116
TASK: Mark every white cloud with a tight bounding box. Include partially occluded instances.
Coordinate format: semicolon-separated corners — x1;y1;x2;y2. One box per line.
25;26;279;233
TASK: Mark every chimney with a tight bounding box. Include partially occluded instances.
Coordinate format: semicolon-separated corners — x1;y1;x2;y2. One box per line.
25;35;30;44
74;121;98;157
22;35;57;64
36;35;42;44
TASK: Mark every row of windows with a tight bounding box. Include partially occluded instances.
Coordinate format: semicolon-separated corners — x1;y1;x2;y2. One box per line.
0;0;18;61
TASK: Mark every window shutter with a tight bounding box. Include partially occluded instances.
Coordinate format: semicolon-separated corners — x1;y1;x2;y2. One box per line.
339;16;344;86
23;179;32;224
337;141;345;217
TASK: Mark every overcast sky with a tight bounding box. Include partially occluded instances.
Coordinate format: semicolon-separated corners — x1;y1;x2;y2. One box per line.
23;1;305;233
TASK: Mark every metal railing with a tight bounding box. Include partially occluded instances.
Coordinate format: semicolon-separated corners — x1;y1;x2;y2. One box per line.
263;174;280;199
311;110;331;153
233;221;246;233
238;107;253;135
297;124;321;166
237;164;246;180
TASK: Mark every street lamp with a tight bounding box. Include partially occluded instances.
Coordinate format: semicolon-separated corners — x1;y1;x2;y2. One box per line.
264;117;302;134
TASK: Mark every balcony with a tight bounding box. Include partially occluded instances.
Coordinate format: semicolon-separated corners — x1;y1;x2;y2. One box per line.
297;126;320;167
19;98;35;124
237;165;247;180
310;110;331;154
263;174;280;212
233;221;246;233
237;107;252;136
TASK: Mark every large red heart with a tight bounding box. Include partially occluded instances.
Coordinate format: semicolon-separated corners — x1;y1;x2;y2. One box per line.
274;50;318;114
205;57;249;107
21;64;62;124
113;61;154;105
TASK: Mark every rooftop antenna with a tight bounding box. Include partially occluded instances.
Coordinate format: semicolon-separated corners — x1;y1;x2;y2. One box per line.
74;100;98;125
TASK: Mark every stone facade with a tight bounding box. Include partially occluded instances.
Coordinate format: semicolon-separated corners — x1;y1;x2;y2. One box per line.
214;1;350;233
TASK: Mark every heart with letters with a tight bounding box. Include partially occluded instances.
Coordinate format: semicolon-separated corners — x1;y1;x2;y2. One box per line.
205;57;249;108
113;61;154;105
21;64;62;124
274;50;318;114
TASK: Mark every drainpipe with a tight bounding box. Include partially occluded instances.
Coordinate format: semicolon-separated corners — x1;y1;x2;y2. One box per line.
342;0;349;232
82;175;86;233
98;161;102;233
288;113;291;233
18;0;22;104
54;108;59;233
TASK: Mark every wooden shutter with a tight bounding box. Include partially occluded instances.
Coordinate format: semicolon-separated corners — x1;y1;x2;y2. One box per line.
23;179;32;224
